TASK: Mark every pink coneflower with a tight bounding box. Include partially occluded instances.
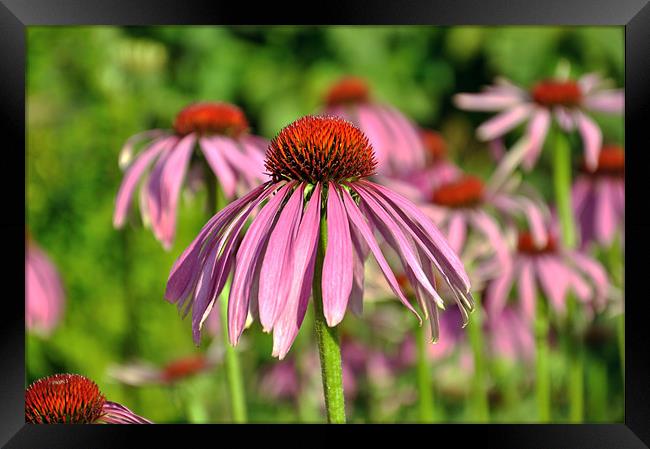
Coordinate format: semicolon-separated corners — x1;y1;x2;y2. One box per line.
25;374;151;424
484;307;534;363
165;115;472;359
572;145;625;247
113;102;268;249
417;171;548;272
25;237;65;336
322;77;426;176
485;229;609;322
454;74;623;170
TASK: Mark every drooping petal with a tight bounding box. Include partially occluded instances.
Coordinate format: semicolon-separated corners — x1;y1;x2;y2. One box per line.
348;223;366;316
200;137;237;198
518;259;537;323
595;179;617;245
228;182;294;344
469;209;511;269
157;133;196;249
485;260;515;317
258;184;305;331
113;136;173;228
535;256;570;315
322;184;354;326
358;181;471;292
101;401;152;424
339;186;420;320
575;111;602;171
522;108;551;171
118;130;167;170
272;184;322;359
569;251;609;308
165;182;273;304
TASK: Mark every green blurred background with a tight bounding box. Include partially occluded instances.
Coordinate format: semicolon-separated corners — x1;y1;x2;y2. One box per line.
27;26;624;423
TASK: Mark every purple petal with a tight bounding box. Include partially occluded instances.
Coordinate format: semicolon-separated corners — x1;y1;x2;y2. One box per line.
445;212;467;255
228;182;294;344
272;184;322;359
118;129;167;170
517;259;537;323
569;250;609;308
339;185;421;320
485;261;515;317
101;401;152;424
322;184;354;326
535;256;569;315
165;183;273;304
595;179;617;245
258;184;305;331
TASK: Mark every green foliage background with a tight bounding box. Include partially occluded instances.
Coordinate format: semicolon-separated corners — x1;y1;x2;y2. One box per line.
27;26;624;423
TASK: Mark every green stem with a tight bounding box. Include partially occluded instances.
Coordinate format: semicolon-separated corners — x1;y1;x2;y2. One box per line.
552;125;583;422
414;322;436;422
467;294;490;422
552;125;577;249
313;212;346;424
586;354;607;421
617;310;625;387
206;171;248;423
535;298;551;423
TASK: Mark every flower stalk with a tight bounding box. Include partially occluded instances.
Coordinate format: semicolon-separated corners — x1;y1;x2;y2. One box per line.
467;294;490;422
313;210;347;424
414;322;436;422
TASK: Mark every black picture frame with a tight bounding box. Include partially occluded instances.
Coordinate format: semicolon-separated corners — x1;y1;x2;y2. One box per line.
3;0;648;447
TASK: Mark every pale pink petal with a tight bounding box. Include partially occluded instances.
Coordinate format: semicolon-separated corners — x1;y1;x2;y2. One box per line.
485;260;515;317
569;251;609;308
454;92;525;111
522;108;551;171
445;212;467;255
575;111;602;171
113;136;173;228
583;90;624;114
554;106;575;131
118;129;167;170
322;184;354;326
476;104;533;141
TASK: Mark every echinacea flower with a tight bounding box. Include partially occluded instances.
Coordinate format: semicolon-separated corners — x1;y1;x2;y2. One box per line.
322;77;426;176
485;228;609;323
25;237;65;336
165;115;473;359
113;102;268;249
25;373;151;424
417;170;548;273
572;145;625;247
454;74;623;171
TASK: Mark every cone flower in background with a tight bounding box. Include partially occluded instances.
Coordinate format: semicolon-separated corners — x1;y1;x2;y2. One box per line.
25;235;65;336
485;226;609;323
165;115;473;359
113;102;269;249
454;74;623;171
572;145;625;248
322;77;427;177
25;374;152;424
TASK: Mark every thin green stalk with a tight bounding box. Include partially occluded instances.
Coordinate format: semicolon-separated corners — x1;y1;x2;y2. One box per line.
586;354;608;421
414;322;436;422
535;298;551;423
467;294;489;422
205;171;248;423
552;125;584;422
617;310;625;387
313;212;346;423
